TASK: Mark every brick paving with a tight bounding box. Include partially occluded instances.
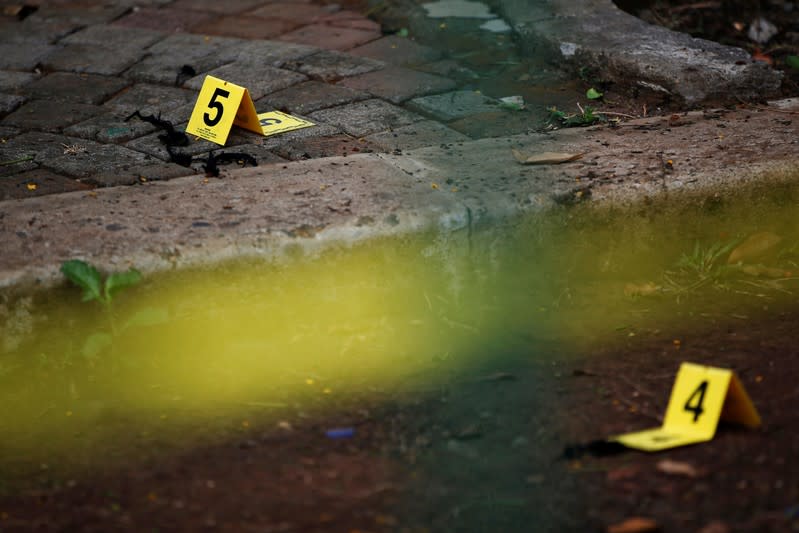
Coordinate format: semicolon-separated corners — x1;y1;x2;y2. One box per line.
0;0;536;199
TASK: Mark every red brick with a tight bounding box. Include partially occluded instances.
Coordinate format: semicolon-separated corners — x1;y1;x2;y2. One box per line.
350;36;442;66
191;15;300;39
313;10;382;32
273;134;379;160
338;66;456;104
0;169;93;201
113;7;214;33
278;23;380;51
170;0;267;14
249;2;329;23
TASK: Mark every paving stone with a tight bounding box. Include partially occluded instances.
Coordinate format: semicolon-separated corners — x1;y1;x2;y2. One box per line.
406;90;500;121
183;63;307;100
278;24;380;51
0;139;38;177
95;161;193;187
447;109;538;139
233;40;319;67
0;168;94;201
414;59;480;83
272;134;379;160
24;73;130;105
315;11;382;33
171;0;266;13
0;132;81;177
256;120;341;150
113;7;214;33
0;126;21;139
2;100;103;132
308;98;424;137
282;50;384;82
0;42;60;70
61;24;165;49
191;15;300;40
42;140;187;186
0;94;25;118
338;66;457;104
0;19;82;43
349;36;442;66
63;110;158;143
365;120;470;151
1;132;85;162
124;126;255;162
124;34;244;84
200;144;287;172
258;80;369;114
41;43;146;76
104;84;197;115
27;5;130;26
0;72;39;92
249;2;330;22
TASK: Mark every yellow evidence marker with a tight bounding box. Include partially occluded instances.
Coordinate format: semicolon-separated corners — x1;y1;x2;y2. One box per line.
258;111;314;137
186;76;315;146
612;362;760;452
186;76;262;145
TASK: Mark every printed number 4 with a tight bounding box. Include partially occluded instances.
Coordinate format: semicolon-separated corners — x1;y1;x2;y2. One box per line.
204;88;230;127
684;380;708;422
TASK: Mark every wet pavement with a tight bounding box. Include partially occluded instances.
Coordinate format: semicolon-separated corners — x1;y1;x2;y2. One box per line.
0;0;554;197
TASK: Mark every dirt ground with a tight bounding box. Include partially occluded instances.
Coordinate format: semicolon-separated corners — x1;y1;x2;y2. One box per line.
2;285;798;532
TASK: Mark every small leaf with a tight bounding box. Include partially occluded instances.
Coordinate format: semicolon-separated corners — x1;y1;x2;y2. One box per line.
727;231;782;264
104;268;142;302
397;28;409;37
512;149;584;165
786;55;799;70
61;260;102;302
586;88;603;100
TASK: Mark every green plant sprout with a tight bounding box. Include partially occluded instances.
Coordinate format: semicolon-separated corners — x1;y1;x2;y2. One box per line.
675;239;739;280
586;88;603;100
548;105;601;127
60;259;141;305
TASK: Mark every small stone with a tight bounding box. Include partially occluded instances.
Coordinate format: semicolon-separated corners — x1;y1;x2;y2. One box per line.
697;521;729;533
606;517;659;533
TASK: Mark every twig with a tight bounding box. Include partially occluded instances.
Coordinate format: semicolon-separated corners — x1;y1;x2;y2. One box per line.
0;155;34;166
668;1;721;13
595;110;638;119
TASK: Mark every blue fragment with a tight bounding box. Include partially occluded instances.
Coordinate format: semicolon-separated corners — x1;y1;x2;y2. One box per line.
325;427;355;439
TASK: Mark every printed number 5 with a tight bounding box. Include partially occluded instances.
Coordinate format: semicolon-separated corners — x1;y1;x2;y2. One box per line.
684;380;708;422
204;88;230;127
260;117;282;126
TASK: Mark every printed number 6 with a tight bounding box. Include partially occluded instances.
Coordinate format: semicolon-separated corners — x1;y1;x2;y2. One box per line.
204;88;230;127
260;117;282;126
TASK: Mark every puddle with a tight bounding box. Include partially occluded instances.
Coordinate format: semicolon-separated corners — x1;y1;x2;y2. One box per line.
3;181;799;476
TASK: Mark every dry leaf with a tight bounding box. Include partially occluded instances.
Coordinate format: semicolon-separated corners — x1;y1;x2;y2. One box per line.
740;264;786;278
512;149;584;165
624;282;661;297
727;231;782;264
656;459;699;478
607;517;659;533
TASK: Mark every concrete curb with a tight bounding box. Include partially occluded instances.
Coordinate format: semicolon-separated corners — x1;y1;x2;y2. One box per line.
498;0;783;106
2;99;799;291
